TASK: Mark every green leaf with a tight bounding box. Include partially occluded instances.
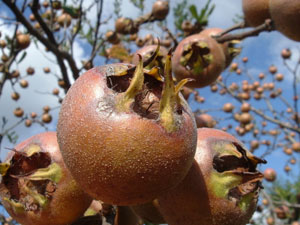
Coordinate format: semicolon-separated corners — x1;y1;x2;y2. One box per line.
17;52;27;64
189;5;198;20
207;3;215;16
130;0;144;12
173;0;189;30
62;5;80;17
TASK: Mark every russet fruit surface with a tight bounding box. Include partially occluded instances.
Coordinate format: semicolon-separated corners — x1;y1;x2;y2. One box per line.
0;132;92;225
242;0;270;27
57;57;197;205
269;0;300;41
132;45;168;69
157;128;265;225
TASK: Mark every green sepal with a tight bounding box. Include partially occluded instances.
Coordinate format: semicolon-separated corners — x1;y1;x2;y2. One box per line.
3;197;25;214
159;54;177;133
0;162;10;176
209;170;242;199
27;162;62;183
26;144;41;157
115;55;144;112
23;185;49;208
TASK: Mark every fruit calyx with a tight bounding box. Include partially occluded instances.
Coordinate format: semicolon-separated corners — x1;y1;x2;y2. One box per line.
180;41;213;75
106;46;190;132
227;40;241;60
209;139;266;208
0;144;62;213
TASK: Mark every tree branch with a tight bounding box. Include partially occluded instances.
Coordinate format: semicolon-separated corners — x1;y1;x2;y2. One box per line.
214;19;275;43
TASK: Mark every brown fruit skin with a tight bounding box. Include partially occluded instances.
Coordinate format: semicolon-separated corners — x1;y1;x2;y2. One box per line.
131;45;168;66
292;142;300;152
223;102;234;113
152;0;169;20
57;64;197;205
16;34;31;49
115;17;137;35
131;200;165;224
242;0;270;27
42;113;52;123
57;13;72;27
157;128;260;225
0;132;92;225
195;114;216;128
200;28;234;67
281;48;291;59
14;107;24;117
263;168;276;182
269;0;300;41
172;34;226;88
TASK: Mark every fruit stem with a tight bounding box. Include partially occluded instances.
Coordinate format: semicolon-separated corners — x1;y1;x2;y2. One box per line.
159;52;177;133
116;55;144;112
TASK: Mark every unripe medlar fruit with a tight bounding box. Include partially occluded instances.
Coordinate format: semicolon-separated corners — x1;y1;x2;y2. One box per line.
281;48;291;59
115;17;137;35
223;102;234;113
194;113;216;128
242;0;270;27
263;168;276;182
105;30;120;45
292;142;300;152
57;50;197;205
16;33;31;49
14;107;24;117
151;0;169;20
132;45;168;70
0;132;92;225
57;13;72;27
157;128;266;225
172;33;226;88
269;0;300;41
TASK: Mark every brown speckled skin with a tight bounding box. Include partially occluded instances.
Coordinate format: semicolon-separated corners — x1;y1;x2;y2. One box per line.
172;34;226;88
1;132;92;225
242;0;270;27
157;128;258;225
57;64;197;205
269;0;300;41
